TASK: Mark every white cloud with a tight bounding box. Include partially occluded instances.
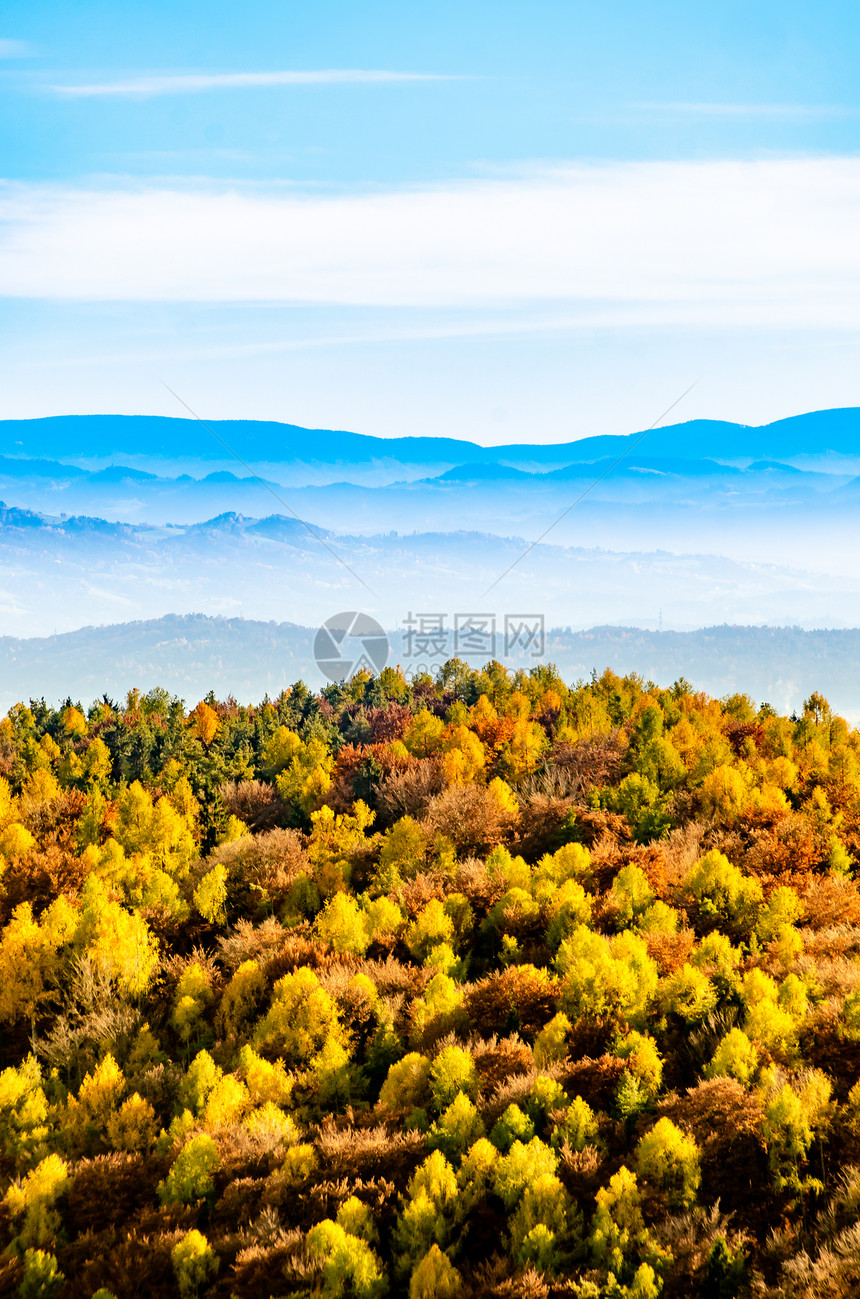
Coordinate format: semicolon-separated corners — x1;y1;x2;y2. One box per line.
3;158;860;328
0;38;32;58
49;68;456;98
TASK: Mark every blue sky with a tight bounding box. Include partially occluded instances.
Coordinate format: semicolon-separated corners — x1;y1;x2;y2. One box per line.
2;0;860;443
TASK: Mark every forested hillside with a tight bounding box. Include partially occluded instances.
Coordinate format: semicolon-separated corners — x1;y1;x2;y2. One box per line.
3;661;860;1296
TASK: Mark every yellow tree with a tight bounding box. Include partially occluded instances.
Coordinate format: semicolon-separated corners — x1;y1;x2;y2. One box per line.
0;775;17;830
0;899;77;1027
189;701;220;747
62;705;88;739
404;710;445;758
78;877;158;998
81;737;112;785
114;781;155;855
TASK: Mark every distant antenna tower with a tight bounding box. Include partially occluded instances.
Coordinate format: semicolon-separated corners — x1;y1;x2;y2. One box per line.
658;609;663;633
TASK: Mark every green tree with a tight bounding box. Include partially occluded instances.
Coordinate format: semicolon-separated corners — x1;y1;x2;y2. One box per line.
490;1104;535;1154
427;1092;485;1161
375;816;427;890
254;966;346;1064
634;1117;701;1209
179;1050;222;1114
379;1053;432;1112
429;1046;477;1113
608;864;656;929
609;773;673;843
509;1172;571;1272
394;1150;458;1276
0;1055;51;1170
763;1074;832;1194
4;1153;69;1249
684;850;762;936
306;1219;386;1298
18;1249;65;1299
704;1028;759;1085
315;891;370;955
194;863;228;924
493;1138;558;1210
533;1013;571;1068
556;926;658;1028
171;1230;220;1297
590;1165;666;1287
658;964;717;1022
158;1133;220;1205
406;900;456;964
409;1245;462;1299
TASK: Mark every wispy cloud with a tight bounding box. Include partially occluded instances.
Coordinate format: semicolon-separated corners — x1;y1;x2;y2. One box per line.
49;68;458;98
0;38;32;58
634;101;857;120
3;158;860;331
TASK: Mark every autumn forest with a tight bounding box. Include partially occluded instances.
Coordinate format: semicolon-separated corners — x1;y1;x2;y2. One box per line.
3;660;860;1298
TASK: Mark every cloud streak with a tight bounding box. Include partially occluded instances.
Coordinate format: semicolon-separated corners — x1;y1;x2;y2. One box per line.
0;38;31;58
2;158;860;330
49;68;458;98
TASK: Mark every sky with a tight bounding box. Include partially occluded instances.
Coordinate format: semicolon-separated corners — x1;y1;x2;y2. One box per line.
2;0;860;444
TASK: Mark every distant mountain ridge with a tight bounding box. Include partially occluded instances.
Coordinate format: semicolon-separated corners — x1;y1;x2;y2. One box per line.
2;405;860;470
3;613;860;719
2;409;860;676
1;497;858;647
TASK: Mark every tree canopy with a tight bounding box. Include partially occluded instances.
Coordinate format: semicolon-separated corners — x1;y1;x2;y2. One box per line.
1;665;860;1296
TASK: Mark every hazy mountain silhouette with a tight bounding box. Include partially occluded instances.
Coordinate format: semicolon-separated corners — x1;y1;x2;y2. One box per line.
1;500;858;648
3;406;860;473
3;613;860;719
2;408;860;670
